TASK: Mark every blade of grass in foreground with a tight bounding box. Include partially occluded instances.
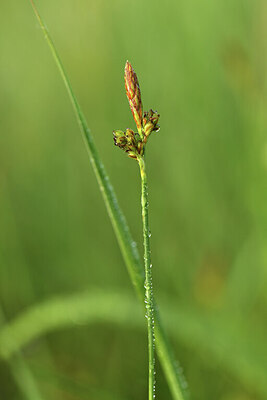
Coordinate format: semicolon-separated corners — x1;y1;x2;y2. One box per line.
28;2;188;399
1;290;266;398
0;307;44;400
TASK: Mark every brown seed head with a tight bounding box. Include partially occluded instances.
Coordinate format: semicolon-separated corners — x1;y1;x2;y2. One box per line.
124;61;143;133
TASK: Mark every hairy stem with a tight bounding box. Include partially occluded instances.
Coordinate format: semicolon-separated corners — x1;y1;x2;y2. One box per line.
28;2;188;399
139;157;155;400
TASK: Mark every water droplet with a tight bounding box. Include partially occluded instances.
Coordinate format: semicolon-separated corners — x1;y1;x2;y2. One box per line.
182;380;188;389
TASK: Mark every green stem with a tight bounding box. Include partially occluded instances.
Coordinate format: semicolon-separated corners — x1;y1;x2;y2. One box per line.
28;2;188;399
138;157;155;400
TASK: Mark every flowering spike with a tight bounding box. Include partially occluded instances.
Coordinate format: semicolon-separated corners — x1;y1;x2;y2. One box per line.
113;61;160;161
124;61;143;135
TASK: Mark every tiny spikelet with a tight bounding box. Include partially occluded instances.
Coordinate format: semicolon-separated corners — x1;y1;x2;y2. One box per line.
143;109;160;138
113;128;143;159
124;61;143;133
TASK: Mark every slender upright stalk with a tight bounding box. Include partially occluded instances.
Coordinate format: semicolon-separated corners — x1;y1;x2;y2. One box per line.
138;156;155;400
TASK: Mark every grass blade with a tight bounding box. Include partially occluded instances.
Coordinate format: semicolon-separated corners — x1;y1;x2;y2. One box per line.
0;307;44;400
0;290;265;398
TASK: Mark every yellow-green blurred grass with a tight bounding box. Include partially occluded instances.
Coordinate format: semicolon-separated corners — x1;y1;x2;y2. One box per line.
0;0;266;399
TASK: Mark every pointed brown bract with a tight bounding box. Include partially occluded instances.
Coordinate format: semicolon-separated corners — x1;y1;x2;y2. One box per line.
124;61;143;134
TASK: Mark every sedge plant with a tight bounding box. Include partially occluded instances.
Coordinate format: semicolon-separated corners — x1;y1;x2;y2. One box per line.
113;61;160;399
28;1;188;400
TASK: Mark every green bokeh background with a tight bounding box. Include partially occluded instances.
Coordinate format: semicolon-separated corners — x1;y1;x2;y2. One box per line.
0;0;266;399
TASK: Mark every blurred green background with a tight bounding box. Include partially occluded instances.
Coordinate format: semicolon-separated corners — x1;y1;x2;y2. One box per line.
0;0;266;399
